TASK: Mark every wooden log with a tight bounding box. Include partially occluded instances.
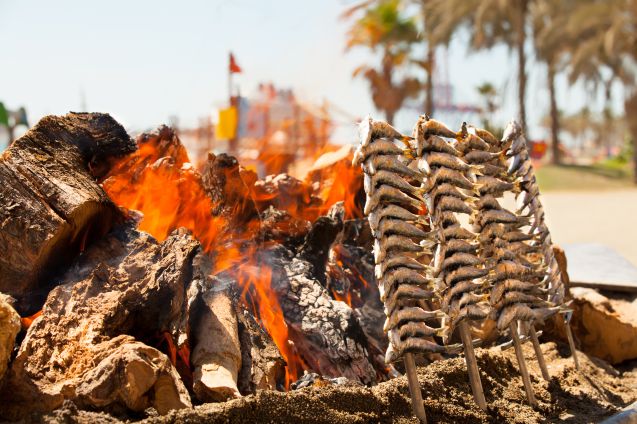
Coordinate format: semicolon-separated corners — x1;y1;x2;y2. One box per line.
255;203;381;384
191;290;242;402
0;225;207;420
235;301;287;394
529;324;550;381
459;321;487;410
509;321;537;406
404;353;427;424
0;113;134;314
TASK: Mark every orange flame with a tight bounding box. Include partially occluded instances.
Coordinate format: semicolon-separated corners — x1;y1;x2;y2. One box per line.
101;129;365;389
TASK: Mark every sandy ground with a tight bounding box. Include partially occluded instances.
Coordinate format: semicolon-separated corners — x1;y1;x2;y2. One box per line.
539;190;637;266
38;342;637;424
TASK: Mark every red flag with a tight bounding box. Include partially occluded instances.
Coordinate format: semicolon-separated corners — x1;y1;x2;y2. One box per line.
229;53;242;73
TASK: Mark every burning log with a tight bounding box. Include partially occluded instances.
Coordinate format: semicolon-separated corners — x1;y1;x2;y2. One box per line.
201;152;259;226
0;224;223;419
257;203;380;384
235;300;287;394
191;289;242;402
0;113;134;313
253;173;321;218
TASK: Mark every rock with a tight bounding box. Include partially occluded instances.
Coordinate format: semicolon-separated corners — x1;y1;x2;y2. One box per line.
0;293;20;381
0;225;203;419
568;287;637;364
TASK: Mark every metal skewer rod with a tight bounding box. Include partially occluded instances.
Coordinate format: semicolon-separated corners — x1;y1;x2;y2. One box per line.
459;321;487;410
529;324;550;381
404;353;427;424
509;320;537;406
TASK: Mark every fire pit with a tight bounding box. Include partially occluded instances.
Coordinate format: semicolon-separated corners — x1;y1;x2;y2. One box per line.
0;113;635;424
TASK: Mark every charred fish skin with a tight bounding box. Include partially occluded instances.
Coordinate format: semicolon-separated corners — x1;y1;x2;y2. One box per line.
358;117;446;363
418;120;491;341
504;120;565;306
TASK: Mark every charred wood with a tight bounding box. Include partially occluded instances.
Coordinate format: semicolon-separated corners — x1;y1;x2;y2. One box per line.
0;113;134;313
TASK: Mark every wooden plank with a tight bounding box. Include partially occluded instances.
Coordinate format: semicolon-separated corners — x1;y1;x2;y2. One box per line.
564;244;637;293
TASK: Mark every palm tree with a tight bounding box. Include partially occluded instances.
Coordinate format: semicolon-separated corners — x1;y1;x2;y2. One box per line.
344;0;421;125
531;0;576;164
563;0;637;181
476;82;499;131
425;0;532;136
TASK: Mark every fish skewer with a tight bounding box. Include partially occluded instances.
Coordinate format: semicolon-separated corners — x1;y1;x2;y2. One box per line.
357;117;445;424
465;121;546;403
504;120;578;371
415;117;489;410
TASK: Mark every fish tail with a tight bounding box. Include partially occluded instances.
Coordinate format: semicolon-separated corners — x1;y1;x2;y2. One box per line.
512;180;522;194
471;164;485;176
435;326;450;339
403;148;415;159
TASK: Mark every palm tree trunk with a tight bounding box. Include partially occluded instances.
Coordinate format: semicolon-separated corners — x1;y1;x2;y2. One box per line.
517;0;528;137
425;44;435;116
548;62;561;165
624;92;637;184
421;0;435;116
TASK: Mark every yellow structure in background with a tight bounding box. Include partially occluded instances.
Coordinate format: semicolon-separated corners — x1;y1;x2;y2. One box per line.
216;107;237;140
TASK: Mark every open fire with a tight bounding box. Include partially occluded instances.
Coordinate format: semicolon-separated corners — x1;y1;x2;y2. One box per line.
0;112;389;420
100;125;371;387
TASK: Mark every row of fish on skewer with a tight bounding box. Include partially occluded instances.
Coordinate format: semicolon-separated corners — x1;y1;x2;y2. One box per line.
353;115;566;364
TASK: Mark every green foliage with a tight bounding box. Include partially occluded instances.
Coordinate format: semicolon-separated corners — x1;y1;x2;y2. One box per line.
345;0;422;123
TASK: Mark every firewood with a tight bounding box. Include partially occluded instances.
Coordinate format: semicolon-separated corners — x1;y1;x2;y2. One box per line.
257;204;380;384
235;301;286;394
191;289;242;402
201;152;259;226
0;225;208;419
0;113;134;313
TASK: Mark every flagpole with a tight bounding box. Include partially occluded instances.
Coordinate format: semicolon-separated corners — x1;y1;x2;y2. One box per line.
228;52;233;101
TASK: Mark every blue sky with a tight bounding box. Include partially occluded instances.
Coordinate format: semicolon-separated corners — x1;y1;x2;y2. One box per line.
0;0;623;144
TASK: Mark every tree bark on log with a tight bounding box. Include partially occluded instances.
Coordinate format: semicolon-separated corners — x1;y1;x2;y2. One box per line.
257;204;381;384
0;222;266;419
0;113;135;313
234;300;287;394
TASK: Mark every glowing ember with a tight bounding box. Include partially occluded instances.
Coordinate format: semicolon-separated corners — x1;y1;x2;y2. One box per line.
101;127;365;388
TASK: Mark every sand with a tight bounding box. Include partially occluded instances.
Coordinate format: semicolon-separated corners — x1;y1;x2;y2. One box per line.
39;341;634;424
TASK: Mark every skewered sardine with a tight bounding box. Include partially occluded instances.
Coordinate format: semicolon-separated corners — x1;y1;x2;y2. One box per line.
368;204;428;230
376;255;428;279
376;218;428;239
369;170;422;198
383;306;445;331
422;167;475;192
425;151;483;173
353;138;405;165
364;155;424;180
435;195;475;215
359;116;410;147
490;279;545;304
364;185;422;215
373;235;430;263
